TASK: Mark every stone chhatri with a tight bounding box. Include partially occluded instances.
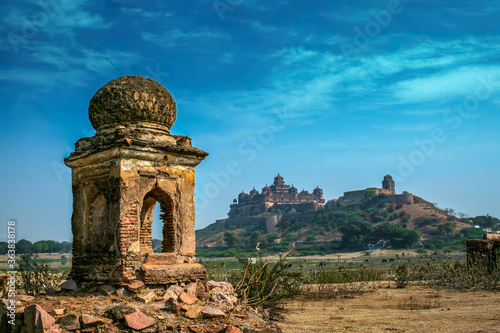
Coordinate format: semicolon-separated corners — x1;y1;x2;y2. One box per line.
65;76;208;284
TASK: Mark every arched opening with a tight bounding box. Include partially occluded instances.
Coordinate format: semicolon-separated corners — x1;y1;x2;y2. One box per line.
139;187;175;253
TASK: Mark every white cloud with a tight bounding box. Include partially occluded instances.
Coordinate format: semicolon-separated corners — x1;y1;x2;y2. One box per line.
391;66;500;103
3;0;108;37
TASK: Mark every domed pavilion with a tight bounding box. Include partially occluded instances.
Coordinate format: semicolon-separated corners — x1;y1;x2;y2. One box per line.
65;76;208;284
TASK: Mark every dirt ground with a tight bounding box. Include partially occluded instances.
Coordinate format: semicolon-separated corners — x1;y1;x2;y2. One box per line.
281;284;500;333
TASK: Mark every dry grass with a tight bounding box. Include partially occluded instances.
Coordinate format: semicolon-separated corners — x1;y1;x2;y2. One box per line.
281;284;500;332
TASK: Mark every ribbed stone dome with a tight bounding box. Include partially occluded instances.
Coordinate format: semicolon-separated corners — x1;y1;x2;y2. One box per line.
88;76;176;132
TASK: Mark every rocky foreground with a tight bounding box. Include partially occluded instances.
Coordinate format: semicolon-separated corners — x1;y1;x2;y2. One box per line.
0;279;282;333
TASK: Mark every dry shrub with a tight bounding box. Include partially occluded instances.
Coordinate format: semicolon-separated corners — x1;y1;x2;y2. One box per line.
18;253;64;294
391;255;500;290
229;247;302;319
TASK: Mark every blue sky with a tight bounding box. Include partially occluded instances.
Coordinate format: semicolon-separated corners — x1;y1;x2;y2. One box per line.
1;0;499;242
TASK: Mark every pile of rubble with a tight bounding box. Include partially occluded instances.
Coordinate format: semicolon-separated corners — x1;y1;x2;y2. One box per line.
0;279;282;332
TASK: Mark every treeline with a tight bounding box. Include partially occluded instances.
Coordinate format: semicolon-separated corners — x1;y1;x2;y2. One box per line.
0;239;72;255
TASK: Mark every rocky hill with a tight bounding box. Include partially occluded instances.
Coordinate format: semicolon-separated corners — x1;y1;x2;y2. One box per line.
195;192;491;257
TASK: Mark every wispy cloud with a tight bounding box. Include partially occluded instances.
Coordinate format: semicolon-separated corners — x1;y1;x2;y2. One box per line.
120;7;174;18
142;29;227;47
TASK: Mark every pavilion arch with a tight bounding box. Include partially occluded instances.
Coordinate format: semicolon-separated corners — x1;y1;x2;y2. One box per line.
140;185;175;254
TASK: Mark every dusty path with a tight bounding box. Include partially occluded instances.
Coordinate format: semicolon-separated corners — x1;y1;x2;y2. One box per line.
281;285;500;332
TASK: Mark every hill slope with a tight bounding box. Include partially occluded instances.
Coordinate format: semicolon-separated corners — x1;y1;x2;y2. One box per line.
196;193;489;256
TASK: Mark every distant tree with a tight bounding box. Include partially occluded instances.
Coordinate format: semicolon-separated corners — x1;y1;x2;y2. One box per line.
33;241;49;253
472;215;500;229
223;231;239;248
364;189;377;200
437;222;456;237
339;216;374;249
374;222;420;248
0;242;7;255
444;208;456;216
17;239;33;254
266;232;280;244
461;227;484;239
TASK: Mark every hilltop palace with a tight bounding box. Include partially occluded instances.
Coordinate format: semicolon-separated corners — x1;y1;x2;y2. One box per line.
228;174;413;218
228;174;325;217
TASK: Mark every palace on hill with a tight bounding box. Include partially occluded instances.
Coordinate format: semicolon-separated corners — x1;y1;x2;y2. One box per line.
228;174;325;217
227;174;413;218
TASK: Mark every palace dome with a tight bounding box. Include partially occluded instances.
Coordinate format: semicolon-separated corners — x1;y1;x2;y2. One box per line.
88;76;177;132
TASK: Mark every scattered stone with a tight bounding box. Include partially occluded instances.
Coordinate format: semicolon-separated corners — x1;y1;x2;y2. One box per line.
56;313;80;331
98;284;116;295
14;295;35;302
179;292;198;305
210;291;234;311
136;289;157;303
164;285;184;299
247;313;266;326
105;305;135;321
125;280;146;292
47;324;62;333
180;304;190;312
224;326;242;333
184;282;197;297
206;281;234;295
162;312;176;320
24;304;56;332
197;291;210;301
151;300;173;311
81;313;106;328
52;309;65;316
200;306;225;318
115;287;130;298
168;297;181;313
183;308;201;319
124;311;156;330
59;279;78;291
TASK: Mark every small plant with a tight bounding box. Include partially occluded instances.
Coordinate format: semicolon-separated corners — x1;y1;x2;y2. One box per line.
18;253;65;294
229;245;301;319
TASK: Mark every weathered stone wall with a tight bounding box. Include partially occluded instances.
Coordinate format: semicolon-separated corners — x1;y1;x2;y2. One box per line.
386;193;414;204
466;234;500;271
